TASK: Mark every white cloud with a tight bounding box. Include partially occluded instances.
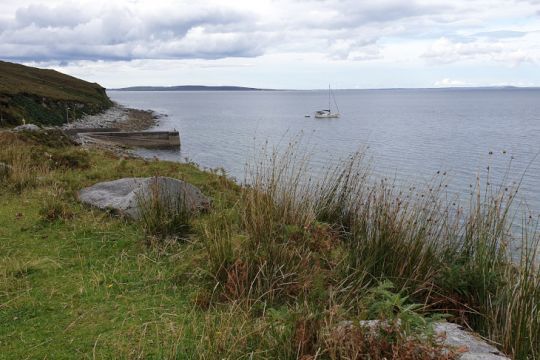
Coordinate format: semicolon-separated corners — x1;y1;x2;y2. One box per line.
434;78;471;87
423;34;540;66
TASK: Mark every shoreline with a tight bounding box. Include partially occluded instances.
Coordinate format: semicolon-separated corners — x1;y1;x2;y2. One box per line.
62;103;167;156
63;103;164;132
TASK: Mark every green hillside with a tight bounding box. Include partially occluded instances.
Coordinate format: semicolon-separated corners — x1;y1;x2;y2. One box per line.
0;61;112;126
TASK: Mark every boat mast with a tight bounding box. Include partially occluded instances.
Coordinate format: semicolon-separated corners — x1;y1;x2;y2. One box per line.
332;87;340;114
328;84;331;112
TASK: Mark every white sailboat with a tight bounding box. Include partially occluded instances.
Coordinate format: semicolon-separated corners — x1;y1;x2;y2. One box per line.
315;85;340;118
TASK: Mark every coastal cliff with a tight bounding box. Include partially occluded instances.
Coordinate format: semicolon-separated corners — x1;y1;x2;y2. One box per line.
0;61;112;126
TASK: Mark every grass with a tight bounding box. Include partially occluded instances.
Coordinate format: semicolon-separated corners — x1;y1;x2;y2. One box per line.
137;177;194;244
0;60;112;126
0;130;538;358
201;141;539;359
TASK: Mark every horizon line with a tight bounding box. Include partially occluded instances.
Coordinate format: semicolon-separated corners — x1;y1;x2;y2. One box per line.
109;85;540;91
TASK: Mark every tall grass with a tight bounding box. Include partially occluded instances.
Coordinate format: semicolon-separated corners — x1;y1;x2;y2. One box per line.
0;143;50;193
137;177;193;243
202;141;540;358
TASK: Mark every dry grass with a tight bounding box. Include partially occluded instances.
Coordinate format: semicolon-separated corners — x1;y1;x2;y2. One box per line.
0;137;50;193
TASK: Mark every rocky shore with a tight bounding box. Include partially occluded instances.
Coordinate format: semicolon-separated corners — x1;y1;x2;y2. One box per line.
63;103;163;131
57;103;168;156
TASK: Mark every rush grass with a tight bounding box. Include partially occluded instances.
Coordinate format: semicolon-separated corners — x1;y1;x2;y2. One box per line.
1;130;539;359
202;142;540;359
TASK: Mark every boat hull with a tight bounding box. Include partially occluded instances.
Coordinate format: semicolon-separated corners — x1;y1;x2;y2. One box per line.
314;113;340;118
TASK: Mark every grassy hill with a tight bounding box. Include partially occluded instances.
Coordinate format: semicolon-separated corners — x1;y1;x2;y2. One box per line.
0;61;112;126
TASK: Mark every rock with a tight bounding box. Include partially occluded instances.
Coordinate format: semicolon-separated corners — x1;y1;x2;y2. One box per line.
460;355;509;360
78;177;210;219
334;321;509;360
13;124;41;132
434;323;509;360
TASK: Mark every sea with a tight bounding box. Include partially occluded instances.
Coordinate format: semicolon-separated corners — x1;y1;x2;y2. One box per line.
108;88;540;219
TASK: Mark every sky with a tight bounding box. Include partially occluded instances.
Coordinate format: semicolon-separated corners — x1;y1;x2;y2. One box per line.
0;0;540;89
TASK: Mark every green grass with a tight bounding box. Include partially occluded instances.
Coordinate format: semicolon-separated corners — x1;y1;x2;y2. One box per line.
0;131;245;358
0;60;112;126
0;131;538;359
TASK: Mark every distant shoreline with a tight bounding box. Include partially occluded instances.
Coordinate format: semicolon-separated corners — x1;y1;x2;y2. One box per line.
109;85;540;92
111;85;272;92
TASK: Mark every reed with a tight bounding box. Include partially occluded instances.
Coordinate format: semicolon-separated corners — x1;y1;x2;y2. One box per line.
202;140;540;358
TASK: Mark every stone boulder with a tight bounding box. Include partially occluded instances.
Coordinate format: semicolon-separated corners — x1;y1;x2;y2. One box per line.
335;321;509;360
13;124;41;132
78;177;211;219
435;323;509;359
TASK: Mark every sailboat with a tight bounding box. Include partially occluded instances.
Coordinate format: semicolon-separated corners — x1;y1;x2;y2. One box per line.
315;85;340;118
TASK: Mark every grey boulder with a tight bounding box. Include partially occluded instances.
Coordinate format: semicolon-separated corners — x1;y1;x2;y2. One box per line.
334;321;509;360
78;177;211;219
435;323;509;359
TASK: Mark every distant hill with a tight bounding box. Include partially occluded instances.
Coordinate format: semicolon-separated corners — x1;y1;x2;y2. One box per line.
0;61;112;126
113;85;267;91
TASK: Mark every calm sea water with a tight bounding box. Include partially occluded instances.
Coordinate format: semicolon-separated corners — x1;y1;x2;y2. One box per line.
108;89;540;216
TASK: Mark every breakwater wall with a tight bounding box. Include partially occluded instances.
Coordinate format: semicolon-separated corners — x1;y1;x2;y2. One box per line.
65;128;180;148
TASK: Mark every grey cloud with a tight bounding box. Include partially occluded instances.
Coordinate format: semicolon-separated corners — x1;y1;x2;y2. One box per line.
1;0;535;65
0;2;263;62
288;0;451;29
15;3;91;28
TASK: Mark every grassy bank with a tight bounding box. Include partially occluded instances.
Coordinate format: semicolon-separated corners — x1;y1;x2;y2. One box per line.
0;131;538;359
0;61;112;126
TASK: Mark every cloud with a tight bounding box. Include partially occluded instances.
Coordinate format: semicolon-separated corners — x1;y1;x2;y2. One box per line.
329;39;382;61
0;1;264;61
0;0;456;62
0;0;539;68
422;36;539;65
434;78;471;87
474;30;528;39
15;3;91;28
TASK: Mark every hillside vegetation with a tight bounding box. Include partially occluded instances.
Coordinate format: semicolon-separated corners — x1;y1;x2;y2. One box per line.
0;61;112;126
